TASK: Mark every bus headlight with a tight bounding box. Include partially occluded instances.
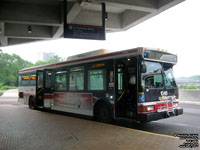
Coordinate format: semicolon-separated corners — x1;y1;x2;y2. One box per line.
147;106;154;111
173;102;179;107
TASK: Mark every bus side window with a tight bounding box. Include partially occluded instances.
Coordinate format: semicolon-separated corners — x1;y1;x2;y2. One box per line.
54;71;67;91
69;67;84;91
38;73;43;89
118;68;123;92
45;72;53;88
88;69;105;90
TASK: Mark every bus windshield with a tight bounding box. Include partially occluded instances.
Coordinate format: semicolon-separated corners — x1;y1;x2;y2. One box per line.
141;61;177;89
163;65;177;89
142;61;164;89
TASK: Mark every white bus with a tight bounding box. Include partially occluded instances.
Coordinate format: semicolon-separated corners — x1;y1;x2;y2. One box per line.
18;47;183;123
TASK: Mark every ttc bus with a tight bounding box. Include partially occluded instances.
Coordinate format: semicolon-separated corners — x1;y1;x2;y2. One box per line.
18;47;183;123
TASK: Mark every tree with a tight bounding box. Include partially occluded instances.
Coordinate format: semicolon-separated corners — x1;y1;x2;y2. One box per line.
0;50;33;87
0;50;64;87
34;55;64;66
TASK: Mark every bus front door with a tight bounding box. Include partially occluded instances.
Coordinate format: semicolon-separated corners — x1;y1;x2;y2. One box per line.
115;58;137;118
43;69;54;108
36;70;44;107
115;60;127;118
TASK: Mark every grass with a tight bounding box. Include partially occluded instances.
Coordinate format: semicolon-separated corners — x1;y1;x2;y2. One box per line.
0;83;16;90
0;85;17;96
0;91;3;96
178;83;200;89
0;86;17;90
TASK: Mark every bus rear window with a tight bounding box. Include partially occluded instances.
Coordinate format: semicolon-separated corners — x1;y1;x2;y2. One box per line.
30;75;36;85
21;76;30;86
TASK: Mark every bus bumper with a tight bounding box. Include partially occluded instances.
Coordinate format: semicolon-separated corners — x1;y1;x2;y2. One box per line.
138;107;183;122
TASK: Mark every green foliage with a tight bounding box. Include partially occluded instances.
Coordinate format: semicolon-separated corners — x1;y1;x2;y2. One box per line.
0;91;3;96
34;55;64;66
0;83;3;88
34;60;48;66
0;49;64;87
0;86;16;90
179;83;200;89
0;49;33;86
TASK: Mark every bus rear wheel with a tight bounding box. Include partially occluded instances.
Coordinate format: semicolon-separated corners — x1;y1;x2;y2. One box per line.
96;103;112;123
29;97;36;109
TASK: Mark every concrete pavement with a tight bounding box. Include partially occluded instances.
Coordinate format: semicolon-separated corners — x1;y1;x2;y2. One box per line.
0;89;186;150
0;104;182;150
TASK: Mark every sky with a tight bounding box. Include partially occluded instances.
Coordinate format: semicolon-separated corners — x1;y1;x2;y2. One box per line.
1;0;200;78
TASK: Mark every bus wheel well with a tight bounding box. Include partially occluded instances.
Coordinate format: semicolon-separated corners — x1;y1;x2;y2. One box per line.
93;100;113;123
29;95;36;109
28;96;33;105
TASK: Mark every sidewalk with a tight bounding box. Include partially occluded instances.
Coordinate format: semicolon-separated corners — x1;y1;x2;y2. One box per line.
0;89;18;97
0;104;184;150
179;100;200;105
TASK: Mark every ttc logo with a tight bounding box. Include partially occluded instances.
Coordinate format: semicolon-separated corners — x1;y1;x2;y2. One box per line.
161;91;168;96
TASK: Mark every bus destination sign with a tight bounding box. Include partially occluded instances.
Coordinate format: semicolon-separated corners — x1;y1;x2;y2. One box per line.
64;24;105;40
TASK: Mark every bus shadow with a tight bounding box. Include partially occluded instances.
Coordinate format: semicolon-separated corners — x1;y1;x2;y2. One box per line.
38;108;152;131
37;107;179;136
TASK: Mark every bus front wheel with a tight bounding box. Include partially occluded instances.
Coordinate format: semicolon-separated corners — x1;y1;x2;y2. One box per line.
29;97;36;110
96;103;112;123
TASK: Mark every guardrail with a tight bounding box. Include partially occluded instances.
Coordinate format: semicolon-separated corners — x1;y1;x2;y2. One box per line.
179;89;200;102
1;89;199;102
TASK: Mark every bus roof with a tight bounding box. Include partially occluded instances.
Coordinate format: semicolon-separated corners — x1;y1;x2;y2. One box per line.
19;47;176;73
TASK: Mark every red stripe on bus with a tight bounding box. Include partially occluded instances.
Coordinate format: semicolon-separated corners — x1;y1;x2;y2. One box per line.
19;49;138;73
138;102;173;113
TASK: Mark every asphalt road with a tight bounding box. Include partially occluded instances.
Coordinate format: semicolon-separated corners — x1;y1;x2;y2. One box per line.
0;91;200;139
115;103;200;138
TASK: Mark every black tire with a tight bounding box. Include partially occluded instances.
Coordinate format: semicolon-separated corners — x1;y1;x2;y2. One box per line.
29;97;36;110
96;103;112;123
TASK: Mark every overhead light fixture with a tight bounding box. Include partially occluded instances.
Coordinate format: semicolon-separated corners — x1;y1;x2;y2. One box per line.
28;25;32;34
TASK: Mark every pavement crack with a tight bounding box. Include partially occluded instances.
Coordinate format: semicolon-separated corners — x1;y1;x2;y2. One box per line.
71;132;79;141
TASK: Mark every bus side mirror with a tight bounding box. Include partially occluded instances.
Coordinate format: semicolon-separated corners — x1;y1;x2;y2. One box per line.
141;64;147;73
